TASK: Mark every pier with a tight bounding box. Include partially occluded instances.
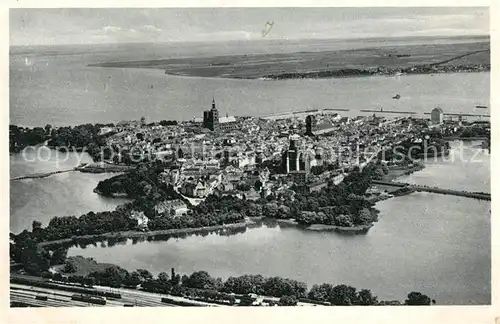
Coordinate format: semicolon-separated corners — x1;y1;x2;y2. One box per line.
360;110;490;119
372;180;490;201
261;108;348;120
360;109;418;115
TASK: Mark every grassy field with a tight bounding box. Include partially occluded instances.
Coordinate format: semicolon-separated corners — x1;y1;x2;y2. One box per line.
57;256;119;277
89;40;490;79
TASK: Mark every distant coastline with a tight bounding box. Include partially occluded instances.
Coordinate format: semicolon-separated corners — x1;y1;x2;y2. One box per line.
87;40;490;81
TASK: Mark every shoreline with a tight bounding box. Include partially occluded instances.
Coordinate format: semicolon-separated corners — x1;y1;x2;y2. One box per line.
38;218;256;248
93;188;129;198
37;213;378;250
260;68;489;81
114;68;489;82
275;218;374;234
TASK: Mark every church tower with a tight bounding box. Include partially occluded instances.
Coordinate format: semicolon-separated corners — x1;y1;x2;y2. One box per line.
210;97;219;131
203;97;220;131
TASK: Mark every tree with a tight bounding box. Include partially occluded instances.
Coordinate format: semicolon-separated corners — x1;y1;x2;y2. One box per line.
185;271;216;290
21;244;51;276
32;221;42;232
41;271;54;279
123;271;142;288
90;267;128;288
334;214;353;227
157;272;172;293
181;274;189;286
329;285;358;305
308;284;332;302
405;292;432;305
170;284;185;296
170;268;181;286
356;289;378;305
262;203;279;218
276;205;291;219
279;295;298;306
63;262;77;274
356;208;373;225
247;203;262;217
136;269;153;281
50;247;68;265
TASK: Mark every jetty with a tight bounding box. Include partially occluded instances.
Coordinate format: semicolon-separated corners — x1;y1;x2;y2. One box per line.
360;109;418;115
261;108;348;120
10;162;133;181
10;169;74;181
423;112;490;118
360;110;490;118
372;180;490;200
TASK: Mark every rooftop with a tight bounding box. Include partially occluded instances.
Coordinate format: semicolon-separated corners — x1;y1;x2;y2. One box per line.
220;116;237;123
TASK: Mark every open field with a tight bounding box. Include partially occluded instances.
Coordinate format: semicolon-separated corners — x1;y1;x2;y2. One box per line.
53;256;119;277
89;40;490;79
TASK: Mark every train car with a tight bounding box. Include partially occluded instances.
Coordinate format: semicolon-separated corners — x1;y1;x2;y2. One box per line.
71;294;107;305
123;304;135;307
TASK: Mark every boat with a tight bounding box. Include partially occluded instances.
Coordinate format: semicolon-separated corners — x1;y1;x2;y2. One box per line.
476;105;488;109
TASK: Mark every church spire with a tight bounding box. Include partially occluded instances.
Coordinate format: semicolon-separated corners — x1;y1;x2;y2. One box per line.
212;97;216;110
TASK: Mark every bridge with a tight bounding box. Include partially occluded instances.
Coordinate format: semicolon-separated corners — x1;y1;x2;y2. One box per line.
372;180;490;201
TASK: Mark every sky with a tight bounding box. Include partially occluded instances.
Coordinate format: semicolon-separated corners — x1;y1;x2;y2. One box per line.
10;7;489;46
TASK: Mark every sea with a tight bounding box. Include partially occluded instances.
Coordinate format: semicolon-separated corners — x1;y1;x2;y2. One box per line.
9;38;490;305
10;37;489;127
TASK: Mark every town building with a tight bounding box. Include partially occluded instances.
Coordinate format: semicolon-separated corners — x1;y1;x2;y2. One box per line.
203;98;219;131
153;199;188;216
305;115;317;135
203;98;239;132
431;107;444;125
284;135;312;174
130;210;149;230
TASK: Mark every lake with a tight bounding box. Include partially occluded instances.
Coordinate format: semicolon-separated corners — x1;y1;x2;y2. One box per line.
9;150;130;234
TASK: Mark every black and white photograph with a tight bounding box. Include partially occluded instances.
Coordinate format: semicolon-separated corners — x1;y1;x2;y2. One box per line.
8;6;491;310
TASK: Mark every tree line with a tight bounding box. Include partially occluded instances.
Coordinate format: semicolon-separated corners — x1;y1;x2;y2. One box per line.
44;261;434;306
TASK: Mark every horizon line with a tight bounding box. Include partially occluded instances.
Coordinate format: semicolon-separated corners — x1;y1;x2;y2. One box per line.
9;34;490;48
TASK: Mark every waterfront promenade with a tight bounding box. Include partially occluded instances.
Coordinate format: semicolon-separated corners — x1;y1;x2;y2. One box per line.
372;180;491;200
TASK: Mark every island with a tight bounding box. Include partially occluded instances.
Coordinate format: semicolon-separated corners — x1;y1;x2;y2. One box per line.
87;37;490;80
